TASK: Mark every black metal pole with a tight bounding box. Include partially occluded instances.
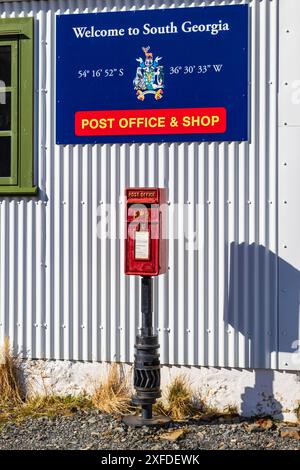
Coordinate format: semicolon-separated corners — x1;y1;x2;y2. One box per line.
141;276;153;336
123;276;170;427
141;276;153;420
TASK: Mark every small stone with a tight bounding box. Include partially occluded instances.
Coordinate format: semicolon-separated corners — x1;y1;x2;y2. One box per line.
115;427;125;433
245;423;265;433
255;418;274;431
160;428;187;442
88;417;97;425
280;427;300;441
266;441;274;448
81;443;94;450
197;431;205;439
218;443;226;450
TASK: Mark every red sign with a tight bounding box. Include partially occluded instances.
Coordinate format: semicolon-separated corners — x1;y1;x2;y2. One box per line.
75;107;226;137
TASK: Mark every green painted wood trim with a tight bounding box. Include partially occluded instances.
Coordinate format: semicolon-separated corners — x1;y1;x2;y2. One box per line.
18;17;34;192
0;17;33;38
0;185;37;195
0;17;35;195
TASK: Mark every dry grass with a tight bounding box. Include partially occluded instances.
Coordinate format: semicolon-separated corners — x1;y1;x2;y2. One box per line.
0;337;23;406
20;394;93;420
296;403;300;423
155;375;239;421
159;374;197;420
0;338;93;429
92;363;132;415
0;394;93;429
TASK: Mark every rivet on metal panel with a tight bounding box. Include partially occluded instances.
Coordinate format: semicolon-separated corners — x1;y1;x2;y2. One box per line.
99;326;103;329
286;30;290;33
99;201;103;205
227;200;231;204
61;325;66;328
118;326;122;330
80;325;85;328
81;201;85;205
164;328;170;332
285;363;288;367
167;201;171;205
43;323;47;328
283;162;287;166
186;329;191;333
284;82;288;86
284;245;287;249
284;201;287;204
62;201;66;205
206;200;211;204
34;323;38;328
157;327;161;331
284;122;288;126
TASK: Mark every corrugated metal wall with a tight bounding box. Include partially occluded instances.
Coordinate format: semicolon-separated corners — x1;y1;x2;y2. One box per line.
0;0;287;369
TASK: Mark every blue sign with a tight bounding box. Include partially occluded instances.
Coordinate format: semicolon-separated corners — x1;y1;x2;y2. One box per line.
56;6;248;144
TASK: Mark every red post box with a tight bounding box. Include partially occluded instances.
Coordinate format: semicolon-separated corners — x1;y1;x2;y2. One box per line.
125;187;167;276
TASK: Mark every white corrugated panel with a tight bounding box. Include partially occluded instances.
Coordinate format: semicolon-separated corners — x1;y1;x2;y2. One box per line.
0;0;289;369
278;0;300;371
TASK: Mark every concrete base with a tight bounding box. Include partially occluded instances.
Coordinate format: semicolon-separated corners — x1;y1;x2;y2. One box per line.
19;360;300;423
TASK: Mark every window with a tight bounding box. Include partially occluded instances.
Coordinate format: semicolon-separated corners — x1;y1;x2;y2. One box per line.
0;18;36;195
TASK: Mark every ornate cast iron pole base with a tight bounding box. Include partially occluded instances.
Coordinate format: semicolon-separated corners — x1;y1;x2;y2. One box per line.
123;276;171;428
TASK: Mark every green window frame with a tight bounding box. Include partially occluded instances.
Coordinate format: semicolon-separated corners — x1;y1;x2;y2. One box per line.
0;17;36;195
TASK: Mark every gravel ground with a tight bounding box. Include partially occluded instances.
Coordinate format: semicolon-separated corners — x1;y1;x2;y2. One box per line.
0;410;299;450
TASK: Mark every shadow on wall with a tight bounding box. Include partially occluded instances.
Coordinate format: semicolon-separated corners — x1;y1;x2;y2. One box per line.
227;242;300;417
240;370;283;419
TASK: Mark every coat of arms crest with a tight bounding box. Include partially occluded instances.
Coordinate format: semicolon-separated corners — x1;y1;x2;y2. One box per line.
133;46;164;101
